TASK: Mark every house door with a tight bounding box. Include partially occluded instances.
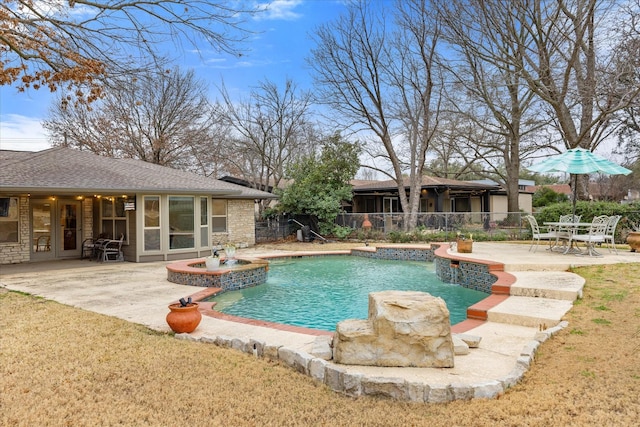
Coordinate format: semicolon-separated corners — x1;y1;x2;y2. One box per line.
31;199;82;259
59;200;82;258
31;200;55;260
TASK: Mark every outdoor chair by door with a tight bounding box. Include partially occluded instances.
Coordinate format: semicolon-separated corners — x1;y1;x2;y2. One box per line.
35;235;51;252
524;215;557;252
81;238;96;260
97;235;124;262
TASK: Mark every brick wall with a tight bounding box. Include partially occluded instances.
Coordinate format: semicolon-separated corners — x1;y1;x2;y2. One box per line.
213;199;256;247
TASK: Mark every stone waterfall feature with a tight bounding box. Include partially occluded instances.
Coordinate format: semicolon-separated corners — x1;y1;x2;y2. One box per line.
333;291;455;368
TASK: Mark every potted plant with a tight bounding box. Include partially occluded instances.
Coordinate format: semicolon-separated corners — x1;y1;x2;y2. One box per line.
627;223;640;252
456;232;473;253
224;242;237;265
205;248;220;271
166;297;201;333
224;242;236;260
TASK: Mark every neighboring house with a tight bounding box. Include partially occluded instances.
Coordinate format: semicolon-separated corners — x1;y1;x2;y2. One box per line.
220;174;532;219
350;177;532;217
0;148;276;265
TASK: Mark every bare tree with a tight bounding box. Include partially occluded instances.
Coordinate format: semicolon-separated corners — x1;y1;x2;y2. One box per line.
216;78;315;215
1;0;257;101
44;67;221;174
438;0;554;215
309;0;443;230
503;0;640;198
613;0;640;163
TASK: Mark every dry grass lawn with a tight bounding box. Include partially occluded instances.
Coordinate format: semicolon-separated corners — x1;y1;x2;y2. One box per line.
1;262;639;426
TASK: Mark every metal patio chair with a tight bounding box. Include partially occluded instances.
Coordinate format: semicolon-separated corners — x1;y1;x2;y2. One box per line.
97;235;124;262
524;215;557;252
603;215;621;254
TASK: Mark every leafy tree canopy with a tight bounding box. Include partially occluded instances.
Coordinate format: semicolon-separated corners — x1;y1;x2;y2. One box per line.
276;134;361;234
532;187;569;208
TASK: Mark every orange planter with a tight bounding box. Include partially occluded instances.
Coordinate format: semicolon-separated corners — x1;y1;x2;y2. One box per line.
166;303;202;333
457;239;473;253
627;232;640;252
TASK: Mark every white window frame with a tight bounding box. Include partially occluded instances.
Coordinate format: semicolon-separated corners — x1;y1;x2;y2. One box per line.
211;199;228;233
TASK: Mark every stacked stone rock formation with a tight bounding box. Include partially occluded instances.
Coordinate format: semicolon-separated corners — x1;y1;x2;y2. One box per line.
333;290;455;367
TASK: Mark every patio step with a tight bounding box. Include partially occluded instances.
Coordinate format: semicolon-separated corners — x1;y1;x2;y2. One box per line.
486;296;574;329
508;271;584;301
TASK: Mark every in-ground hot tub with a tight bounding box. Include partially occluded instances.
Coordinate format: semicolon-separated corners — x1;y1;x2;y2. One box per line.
166;257;269;291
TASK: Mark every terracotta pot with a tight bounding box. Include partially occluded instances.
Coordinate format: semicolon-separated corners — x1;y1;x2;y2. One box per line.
627;231;640;252
362;213;372;230
166;303;202;333
457;239;473;253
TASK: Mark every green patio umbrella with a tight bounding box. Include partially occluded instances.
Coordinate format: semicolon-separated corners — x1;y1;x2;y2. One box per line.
528;147;632;215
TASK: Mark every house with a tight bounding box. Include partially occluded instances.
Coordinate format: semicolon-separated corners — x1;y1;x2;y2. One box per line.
0;148;276;264
350;176;532;218
220;174;532;223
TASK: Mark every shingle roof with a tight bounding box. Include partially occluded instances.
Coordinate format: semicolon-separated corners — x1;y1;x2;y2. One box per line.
352;176;499;191
0;147;277;199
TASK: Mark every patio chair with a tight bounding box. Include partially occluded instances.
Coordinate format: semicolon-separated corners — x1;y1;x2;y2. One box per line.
81;238;96;260
554;214;582;250
97;235;124;262
524;215;557;252
603;215;621;254
569;215;609;257
35;235;51;252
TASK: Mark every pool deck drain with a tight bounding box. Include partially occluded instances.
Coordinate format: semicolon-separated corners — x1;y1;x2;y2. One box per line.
2;242;639;403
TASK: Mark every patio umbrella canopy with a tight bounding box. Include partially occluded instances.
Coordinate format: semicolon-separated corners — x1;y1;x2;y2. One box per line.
528;148;632;215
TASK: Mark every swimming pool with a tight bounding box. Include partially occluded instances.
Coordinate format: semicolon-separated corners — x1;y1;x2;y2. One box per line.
208;256;487;331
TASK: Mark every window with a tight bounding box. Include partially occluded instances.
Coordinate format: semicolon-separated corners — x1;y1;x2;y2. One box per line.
211;199;227;232
0;197;19;243
101;197;128;240
169;196;194;249
200;197;209;247
143;196;160;251
383;197;399;213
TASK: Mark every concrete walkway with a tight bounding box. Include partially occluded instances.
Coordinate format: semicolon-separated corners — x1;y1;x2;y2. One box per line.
2;242;638;402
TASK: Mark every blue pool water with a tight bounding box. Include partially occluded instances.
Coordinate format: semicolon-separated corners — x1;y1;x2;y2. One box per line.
209;256;487;331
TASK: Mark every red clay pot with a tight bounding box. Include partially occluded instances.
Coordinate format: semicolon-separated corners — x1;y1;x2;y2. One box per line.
627;231;640;252
166;303;202;333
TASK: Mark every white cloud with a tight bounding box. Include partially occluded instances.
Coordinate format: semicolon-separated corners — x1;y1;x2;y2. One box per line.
0;114;51;152
254;0;303;21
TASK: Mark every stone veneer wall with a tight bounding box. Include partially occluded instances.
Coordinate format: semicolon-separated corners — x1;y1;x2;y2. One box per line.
82;198;93;241
0;196;30;264
214;199;256;246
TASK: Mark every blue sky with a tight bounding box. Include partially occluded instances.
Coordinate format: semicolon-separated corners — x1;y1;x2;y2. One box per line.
0;0;348;152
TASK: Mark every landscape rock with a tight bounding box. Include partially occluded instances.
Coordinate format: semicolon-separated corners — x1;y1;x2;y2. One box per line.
333;291;454;367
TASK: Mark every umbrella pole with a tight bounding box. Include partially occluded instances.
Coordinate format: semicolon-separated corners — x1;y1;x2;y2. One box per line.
572;173;578;218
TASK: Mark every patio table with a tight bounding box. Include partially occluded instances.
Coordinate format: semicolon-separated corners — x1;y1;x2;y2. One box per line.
543;222;594;255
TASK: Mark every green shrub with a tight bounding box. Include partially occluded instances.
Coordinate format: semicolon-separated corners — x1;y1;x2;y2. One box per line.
331;225;353;240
